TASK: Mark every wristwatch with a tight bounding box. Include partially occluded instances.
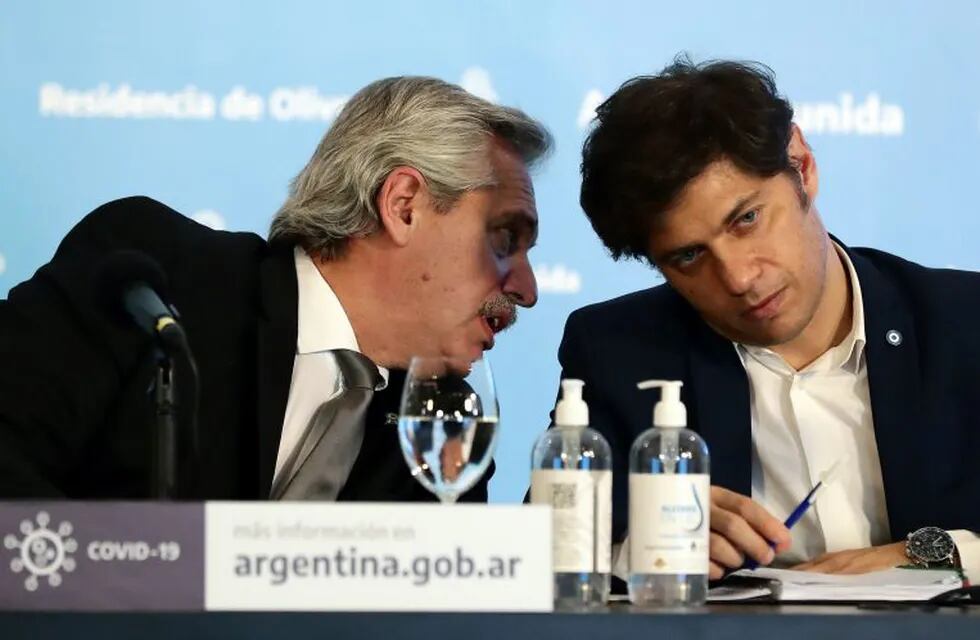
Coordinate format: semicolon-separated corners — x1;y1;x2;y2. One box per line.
905;526;959;568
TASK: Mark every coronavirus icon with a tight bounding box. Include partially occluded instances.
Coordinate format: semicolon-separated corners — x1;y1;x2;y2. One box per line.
4;511;77;591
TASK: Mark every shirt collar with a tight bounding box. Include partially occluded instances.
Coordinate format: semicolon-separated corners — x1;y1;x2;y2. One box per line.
835;242;867;373
293;246;389;387
734;241;866;374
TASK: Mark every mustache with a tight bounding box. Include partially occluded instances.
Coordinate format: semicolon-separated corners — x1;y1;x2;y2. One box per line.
479;295;518;330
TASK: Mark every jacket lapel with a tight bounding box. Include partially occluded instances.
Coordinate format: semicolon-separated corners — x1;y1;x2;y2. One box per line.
256;246;299;498
848;249;925;538
686;313;753;496
338;369;434;501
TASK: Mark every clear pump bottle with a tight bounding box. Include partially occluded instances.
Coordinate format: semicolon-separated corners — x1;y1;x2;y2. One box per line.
628;380;710;607
531;379;612;609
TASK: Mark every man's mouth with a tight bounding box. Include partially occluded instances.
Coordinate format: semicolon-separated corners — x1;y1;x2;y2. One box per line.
479;313;513;350
485;312;512;334
480;317;496;350
743;287;786;321
478;298;517;350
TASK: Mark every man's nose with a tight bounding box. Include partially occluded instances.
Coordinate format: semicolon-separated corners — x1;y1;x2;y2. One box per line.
714;249;759;297
501;255;538;308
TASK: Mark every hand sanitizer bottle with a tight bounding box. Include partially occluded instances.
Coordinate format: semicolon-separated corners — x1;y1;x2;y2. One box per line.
628;380;710;607
531;379;612;610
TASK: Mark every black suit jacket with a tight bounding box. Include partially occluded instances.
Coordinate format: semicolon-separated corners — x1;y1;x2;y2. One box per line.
0;196;490;502
557;243;980;544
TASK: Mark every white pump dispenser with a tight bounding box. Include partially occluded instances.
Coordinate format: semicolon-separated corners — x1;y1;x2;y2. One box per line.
637;380;685;474
555;379;588;427
637;379;686;427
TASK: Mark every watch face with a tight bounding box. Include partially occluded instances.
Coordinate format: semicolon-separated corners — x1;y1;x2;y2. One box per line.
909;527;954;563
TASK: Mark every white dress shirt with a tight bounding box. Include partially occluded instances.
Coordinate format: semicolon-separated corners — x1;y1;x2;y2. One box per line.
740;244;979;579
272;247;388;485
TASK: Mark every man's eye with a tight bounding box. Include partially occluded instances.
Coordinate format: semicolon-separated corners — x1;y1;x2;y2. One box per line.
675;248;701;267
491;228;516;257
737;210;759;226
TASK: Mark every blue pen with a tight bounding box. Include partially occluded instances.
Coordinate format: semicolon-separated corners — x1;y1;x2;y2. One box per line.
742;458;844;571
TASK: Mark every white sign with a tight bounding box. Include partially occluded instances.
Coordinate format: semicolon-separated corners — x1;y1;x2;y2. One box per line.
204;502;553;612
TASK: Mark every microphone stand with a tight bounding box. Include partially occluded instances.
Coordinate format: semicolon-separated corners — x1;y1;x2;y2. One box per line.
147;318;201;500
151;347;178;500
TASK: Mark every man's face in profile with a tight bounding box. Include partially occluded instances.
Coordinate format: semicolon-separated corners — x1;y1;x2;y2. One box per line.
404;140;539;363
647;152;829;349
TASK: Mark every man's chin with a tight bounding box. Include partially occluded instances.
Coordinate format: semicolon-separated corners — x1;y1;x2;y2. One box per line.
707;316;796;348
464;345;489;363
439;342;487;364
733;323;806;349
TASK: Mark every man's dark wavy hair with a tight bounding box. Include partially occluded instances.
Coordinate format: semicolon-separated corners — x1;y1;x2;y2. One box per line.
579;55;796;263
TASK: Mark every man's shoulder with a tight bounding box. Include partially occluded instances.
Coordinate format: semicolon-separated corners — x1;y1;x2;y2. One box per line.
566;282;690;336
25;196;277;320
853;246;980;301
62;196;267;256
74;195;199;233
559;283;694;390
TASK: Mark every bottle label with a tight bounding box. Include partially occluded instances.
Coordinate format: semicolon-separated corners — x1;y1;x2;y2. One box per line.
531;469;611;573
629;474;710;575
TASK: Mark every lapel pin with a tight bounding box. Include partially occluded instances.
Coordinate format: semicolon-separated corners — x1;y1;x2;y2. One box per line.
885;329;903;346
385;413;399;425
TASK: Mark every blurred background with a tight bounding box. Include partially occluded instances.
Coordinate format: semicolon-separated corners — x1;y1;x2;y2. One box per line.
2;0;978;501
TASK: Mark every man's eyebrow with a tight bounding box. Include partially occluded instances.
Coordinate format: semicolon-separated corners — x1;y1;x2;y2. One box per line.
721;190;761;227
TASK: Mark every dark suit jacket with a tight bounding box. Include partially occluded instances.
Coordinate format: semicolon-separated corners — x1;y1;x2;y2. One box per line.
557;243;980;544
0;196;490;502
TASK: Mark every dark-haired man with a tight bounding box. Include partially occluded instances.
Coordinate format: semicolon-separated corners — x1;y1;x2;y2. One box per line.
560;58;980;580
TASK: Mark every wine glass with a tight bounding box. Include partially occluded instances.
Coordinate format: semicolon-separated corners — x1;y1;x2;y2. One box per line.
397;356;500;503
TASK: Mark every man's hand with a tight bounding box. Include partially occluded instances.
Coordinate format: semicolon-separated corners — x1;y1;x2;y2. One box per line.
710;486;791;580
791;542;907;574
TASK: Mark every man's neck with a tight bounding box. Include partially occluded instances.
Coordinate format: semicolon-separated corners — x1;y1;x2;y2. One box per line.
310;248;404;369
770;242;852;371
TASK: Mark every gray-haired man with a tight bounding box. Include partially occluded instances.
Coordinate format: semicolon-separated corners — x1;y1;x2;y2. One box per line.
0;77;552;501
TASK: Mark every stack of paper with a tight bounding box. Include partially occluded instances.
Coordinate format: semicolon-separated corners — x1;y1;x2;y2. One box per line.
709;567;963;602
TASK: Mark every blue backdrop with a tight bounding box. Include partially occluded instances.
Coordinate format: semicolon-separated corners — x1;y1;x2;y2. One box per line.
2;1;978;501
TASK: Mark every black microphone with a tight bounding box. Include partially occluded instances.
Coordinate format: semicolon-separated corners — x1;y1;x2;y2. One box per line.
94;250;187;353
93;249;201;498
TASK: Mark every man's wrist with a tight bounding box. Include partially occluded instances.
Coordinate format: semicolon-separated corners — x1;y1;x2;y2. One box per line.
905;526;959;568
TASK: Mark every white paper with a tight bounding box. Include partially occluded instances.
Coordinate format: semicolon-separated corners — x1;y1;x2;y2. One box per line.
708;566;963;602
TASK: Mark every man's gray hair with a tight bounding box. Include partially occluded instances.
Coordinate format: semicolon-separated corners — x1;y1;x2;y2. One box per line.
269;76;553;259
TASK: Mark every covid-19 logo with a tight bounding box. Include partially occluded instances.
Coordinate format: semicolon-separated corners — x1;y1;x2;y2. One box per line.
4;511;77;591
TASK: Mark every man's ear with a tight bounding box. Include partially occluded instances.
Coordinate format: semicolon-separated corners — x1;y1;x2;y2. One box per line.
376;167;427;247
787;124;819;207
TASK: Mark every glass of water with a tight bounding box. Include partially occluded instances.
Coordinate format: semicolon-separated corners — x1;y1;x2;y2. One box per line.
397;356;499;503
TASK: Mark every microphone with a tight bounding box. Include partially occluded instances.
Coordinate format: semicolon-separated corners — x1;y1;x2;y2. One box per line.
93;250;202;499
94;250;187;353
